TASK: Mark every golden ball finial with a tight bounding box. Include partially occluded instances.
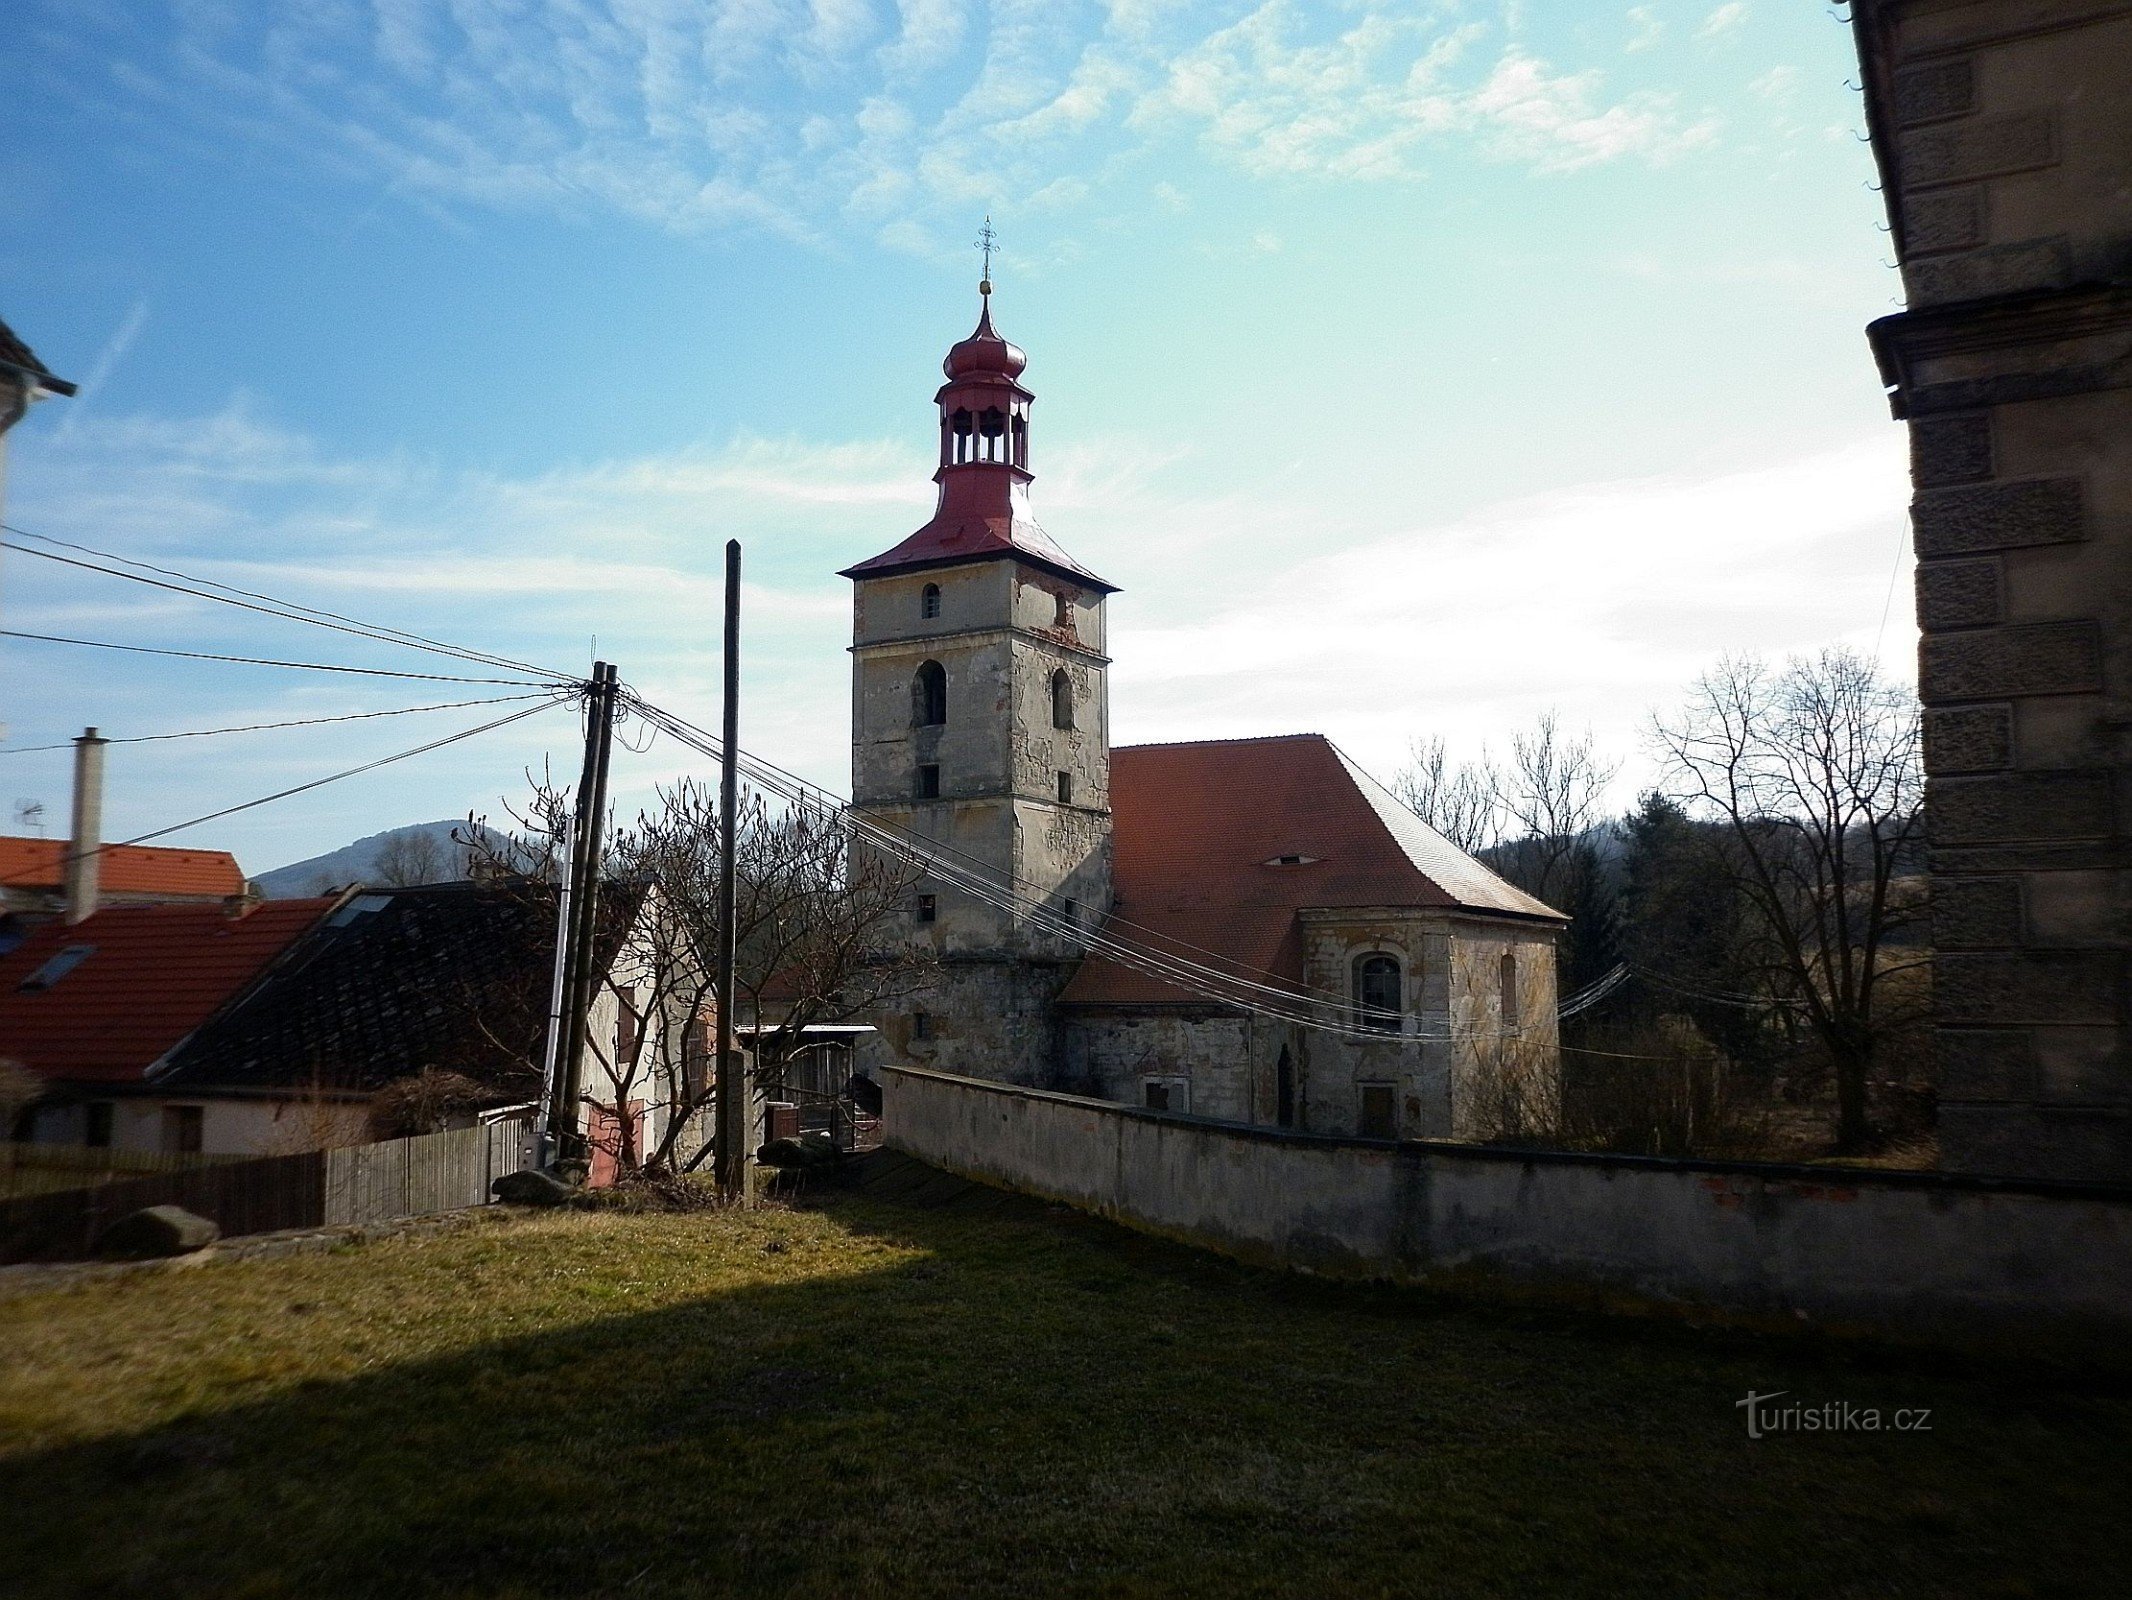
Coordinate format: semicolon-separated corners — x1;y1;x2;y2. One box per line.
979;278;992;296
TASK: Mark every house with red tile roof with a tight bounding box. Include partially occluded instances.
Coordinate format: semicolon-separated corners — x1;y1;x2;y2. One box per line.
0;897;354;1153
0;836;249;918
839;292;1567;1141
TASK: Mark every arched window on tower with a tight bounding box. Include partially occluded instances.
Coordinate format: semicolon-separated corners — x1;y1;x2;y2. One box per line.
1051;668;1074;730
978;406;1007;462
912;660;947;728
1500;952;1519;1029
1011;413;1028;468
950;408;973;465
921;583;941;620
1354;954;1402;1033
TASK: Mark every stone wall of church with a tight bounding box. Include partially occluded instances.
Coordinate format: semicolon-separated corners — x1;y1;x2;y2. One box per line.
878;958;1077;1087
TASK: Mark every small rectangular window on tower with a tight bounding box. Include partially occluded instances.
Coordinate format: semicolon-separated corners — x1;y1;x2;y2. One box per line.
917;764;941;799
911;1010;933;1042
1056;770;1073;804
916;893;937;923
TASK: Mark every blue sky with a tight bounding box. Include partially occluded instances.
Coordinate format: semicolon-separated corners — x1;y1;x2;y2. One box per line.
0;0;1909;875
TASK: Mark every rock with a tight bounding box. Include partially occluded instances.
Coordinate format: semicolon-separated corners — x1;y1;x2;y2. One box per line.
97;1205;220;1260
490;1167;581;1206
757;1134;838;1171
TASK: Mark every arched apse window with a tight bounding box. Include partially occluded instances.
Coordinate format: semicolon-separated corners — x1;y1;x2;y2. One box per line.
912;660;947;728
1051;668;1074;730
1354;954;1402;1033
921;583;941;620
1500;953;1519;1028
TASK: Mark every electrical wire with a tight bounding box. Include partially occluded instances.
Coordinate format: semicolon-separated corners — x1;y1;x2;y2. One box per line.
628;694;1397;1015
624;694;1567;1047
0;692;558;755
0;628;556;685
0;697;569;889
1;523;572;682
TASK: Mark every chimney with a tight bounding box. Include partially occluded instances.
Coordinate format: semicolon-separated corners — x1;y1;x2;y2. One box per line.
65;727;106;925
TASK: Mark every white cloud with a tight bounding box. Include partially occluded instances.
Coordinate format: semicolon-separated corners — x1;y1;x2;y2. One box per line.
37;0;1730;246
1697;3;1749;39
1624;5;1663;53
1749;63;1800;100
1135;8;1704;180
1110;436;1914;789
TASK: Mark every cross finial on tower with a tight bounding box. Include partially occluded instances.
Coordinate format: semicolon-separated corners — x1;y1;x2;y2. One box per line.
976;215;997;296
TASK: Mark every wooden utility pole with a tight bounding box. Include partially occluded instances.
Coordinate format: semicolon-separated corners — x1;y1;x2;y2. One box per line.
547;661;619;1169
713;541;748;1200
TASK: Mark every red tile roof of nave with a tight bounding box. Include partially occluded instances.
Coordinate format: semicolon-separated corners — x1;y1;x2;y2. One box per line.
1057;735;1561;1008
0;900;334;1084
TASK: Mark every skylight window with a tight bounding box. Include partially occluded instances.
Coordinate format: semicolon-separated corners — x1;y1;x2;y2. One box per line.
1261;854;1322;868
19;944;95;991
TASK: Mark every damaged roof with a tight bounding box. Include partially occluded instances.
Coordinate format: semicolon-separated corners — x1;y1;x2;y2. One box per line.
154;881;569;1096
1058;734;1563;1009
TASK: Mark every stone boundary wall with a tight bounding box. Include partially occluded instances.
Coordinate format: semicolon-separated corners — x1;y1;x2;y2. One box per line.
882;1064;2132;1359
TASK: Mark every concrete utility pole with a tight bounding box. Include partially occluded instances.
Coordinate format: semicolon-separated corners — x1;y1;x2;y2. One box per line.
547;662;619;1169
713;540;749;1202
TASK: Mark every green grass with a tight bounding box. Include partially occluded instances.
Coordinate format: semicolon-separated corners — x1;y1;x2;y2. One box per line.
1;1173;2126;1599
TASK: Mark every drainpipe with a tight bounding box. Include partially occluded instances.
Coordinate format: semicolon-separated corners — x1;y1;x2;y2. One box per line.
65;728;106;925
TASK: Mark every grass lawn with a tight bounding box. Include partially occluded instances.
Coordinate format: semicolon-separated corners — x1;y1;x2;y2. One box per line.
1;1165;2126;1600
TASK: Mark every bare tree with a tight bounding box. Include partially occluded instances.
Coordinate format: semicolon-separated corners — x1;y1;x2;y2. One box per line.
615;780;933;1175
1488;713;1620;914
466;776;930;1180
1391;736;1499;855
1652;648;1925;1153
372;828;446;887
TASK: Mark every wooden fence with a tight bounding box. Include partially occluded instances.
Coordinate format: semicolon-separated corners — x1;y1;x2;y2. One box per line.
0;1142;248;1201
0;1120;532;1264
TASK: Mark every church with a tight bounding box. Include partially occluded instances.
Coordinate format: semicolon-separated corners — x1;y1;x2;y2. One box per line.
840;282;1567;1142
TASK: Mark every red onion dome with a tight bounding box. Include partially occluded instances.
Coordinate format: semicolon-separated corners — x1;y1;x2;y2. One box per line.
943;297;1027;380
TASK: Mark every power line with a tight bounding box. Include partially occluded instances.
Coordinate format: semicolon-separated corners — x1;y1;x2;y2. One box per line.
0;698;568;889
624;695;1560;1047
1;523;572;681
0;692;560;755
0;627;556;685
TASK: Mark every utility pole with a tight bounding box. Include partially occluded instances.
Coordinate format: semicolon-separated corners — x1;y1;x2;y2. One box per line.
546;661;619;1171
713;541;748;1201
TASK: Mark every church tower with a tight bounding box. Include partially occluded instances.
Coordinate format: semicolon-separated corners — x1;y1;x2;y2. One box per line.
841;275;1116;1084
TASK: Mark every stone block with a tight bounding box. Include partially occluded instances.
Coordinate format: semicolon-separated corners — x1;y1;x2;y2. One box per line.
1893;57;1973;125
1933;950;2124;1025
1937;1029;2036;1099
1919;622;2102;701
1931;876;2023;947
96;1205;220;1260
2035;1027;2132;1105
1922;704;2012;772
1899;113;2056;187
1908;238;2072;305
1929;770;2115;843
492;1168;581;1205
2025;870;2128;944
1909;413;1992;486
1902;189;1987;256
1940;1102;2132;1182
1915;559;2002;629
1911;478;2084;558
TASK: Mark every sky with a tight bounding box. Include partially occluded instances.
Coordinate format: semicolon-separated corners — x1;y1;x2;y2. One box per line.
0;0;1911;876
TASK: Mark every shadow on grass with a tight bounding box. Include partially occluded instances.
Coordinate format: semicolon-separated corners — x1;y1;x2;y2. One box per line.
3;1183;2128;1600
